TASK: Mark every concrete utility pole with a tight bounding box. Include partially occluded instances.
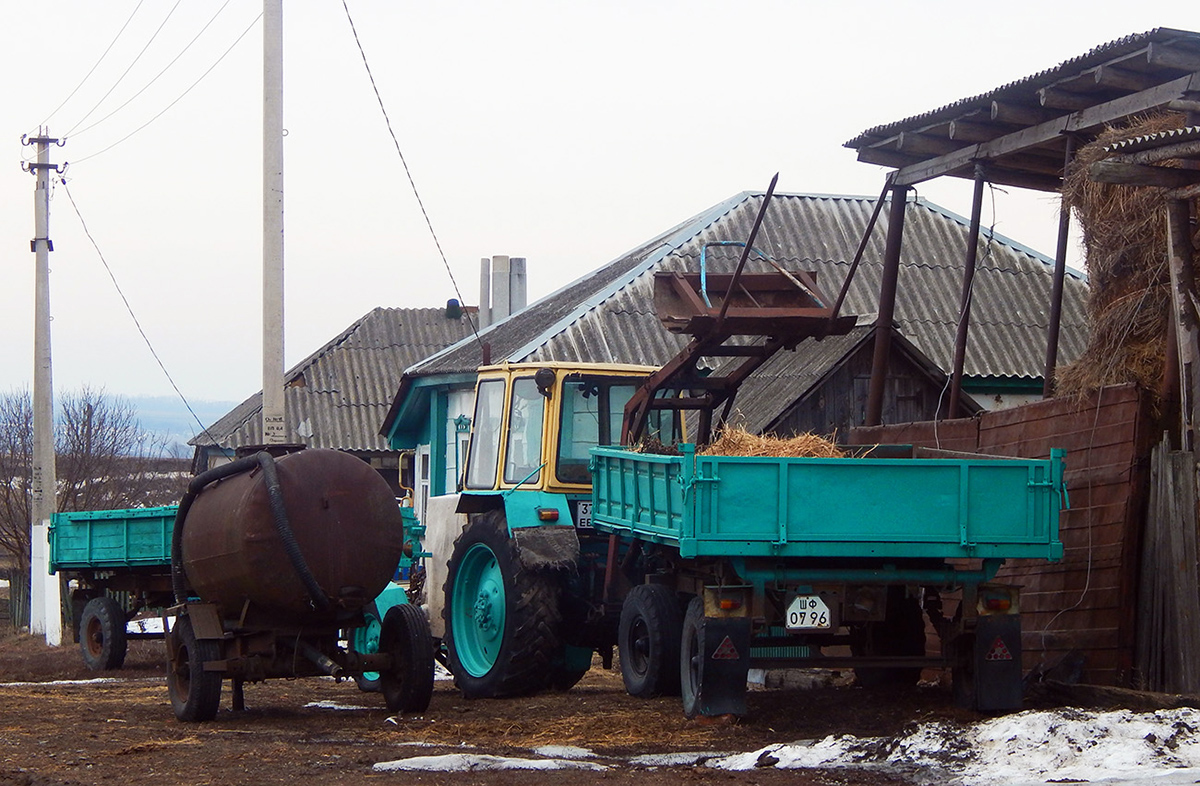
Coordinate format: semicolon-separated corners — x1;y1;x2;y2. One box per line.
262;0;286;444
22;129;63;645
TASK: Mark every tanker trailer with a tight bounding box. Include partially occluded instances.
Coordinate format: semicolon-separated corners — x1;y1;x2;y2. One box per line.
165;448;434;722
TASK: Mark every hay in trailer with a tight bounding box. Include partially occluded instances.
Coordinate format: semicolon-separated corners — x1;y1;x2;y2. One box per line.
700;426;845;458
1056;112;1190;401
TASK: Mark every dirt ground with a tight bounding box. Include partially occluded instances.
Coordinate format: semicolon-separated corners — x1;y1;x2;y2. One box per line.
0;631;993;786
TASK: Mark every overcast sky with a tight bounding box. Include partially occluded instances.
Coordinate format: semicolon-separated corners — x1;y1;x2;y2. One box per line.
2;2;1197;407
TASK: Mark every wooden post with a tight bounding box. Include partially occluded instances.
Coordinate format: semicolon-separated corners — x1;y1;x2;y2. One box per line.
1043;136;1075;397
865;186;909;426
1166;198;1199;452
948;165;986;417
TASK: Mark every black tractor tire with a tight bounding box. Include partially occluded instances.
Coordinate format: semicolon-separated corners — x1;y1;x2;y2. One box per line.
680;596;706;718
852;586;927;689
443;510;563;698
79;596;128;671
167;615;223;722
619;583;684;698
379;604;435;713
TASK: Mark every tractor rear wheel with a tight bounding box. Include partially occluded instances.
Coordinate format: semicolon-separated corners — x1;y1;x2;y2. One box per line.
619;583;683;697
80;596;128;671
443;510;562;698
379;604;435;713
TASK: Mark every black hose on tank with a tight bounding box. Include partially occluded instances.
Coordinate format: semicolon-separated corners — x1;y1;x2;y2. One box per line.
171;454;261;604
170;451;332;613
255;452;332;613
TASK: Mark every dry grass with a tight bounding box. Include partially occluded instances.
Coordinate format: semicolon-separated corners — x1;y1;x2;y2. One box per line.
1056;111;1191;402
700;426;844;458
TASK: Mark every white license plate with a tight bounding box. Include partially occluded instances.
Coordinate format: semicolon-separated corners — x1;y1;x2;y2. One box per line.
575;501;592;528
786;594;832;630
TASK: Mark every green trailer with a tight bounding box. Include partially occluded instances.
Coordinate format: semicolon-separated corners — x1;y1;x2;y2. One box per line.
589;443;1066;714
49;506;178;670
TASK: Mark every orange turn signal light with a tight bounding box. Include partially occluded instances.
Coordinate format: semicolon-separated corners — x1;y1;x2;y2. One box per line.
983;595;1011;611
719;598;741;611
536;508;559;522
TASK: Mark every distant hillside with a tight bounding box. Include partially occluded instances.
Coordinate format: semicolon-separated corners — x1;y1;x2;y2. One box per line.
126;395;239;456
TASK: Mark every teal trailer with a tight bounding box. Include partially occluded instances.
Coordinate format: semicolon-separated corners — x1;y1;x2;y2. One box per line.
589;443;1066;716
49;506;180;671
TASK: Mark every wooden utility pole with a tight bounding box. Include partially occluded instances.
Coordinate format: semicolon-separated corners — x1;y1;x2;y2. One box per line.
262;0;286;444
22;129;62;645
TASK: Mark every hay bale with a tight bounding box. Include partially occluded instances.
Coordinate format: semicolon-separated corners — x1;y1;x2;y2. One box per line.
700;426;844;458
1057;112;1189;401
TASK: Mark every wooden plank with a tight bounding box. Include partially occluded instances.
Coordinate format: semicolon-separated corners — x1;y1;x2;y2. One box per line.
1090;160;1200;188
892;75;1199;186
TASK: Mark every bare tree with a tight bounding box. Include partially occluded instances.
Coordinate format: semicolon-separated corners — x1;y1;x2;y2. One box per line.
0;387;188;578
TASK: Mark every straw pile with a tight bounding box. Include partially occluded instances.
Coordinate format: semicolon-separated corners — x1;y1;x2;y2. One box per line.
1056;112;1189;400
700;426;845;458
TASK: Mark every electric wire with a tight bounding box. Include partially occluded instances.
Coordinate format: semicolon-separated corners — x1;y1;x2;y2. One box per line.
68;11;263;166
69;0;237;140
64;0;186;138
339;0;484;350
60;178;222;447
31;0;146;134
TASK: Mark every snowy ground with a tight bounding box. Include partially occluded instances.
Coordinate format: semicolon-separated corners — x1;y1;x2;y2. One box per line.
363;706;1200;784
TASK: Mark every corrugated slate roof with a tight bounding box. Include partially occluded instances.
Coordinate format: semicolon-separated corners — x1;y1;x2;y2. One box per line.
846;28;1200;149
195;306;476;452
399;191;1087;398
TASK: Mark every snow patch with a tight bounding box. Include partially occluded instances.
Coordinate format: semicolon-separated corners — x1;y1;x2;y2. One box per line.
629;751;735;767
304;700;371;711
373;753;608;772
531;745;594;759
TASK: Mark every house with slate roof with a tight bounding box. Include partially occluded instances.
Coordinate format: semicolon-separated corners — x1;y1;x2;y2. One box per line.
191;304;477;495
380;189;1088;520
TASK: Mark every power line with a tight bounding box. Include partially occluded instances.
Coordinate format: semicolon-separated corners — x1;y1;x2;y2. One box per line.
64;0;185;138
68;11;263;166
60;178;221;448
70;0;237;140
32;0;146;134
339;0;483;349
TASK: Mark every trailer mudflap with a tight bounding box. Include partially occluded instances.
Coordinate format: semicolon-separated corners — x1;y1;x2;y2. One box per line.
974;613;1023;712
697;615;752;717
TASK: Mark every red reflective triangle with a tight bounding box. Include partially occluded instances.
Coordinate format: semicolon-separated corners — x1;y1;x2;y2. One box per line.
711;635;740;660
984;636;1013;661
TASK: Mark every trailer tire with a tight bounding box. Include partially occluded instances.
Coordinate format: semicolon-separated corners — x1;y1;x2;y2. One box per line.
349;602;383;692
167;615;222;722
443;510;563;698
379;604;435;713
680;596;706;718
79;596;127;671
620;583;683;698
852;587;926;689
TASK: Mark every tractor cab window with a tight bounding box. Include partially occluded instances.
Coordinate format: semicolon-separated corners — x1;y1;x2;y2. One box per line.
503;377;546;485
556;378;641;484
464;379;505;489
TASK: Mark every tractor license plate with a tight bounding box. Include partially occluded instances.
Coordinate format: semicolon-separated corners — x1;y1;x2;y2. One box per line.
575;501;593;528
786;595;832;630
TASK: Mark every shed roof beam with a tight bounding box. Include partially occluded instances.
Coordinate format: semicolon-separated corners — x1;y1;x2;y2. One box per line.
888;73;1200;187
1148;42;1200;72
1091;64;1162;92
1039;86;1098;111
991;100;1053;126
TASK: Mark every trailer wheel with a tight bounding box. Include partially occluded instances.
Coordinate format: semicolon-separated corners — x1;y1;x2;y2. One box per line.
852;587;926;688
79;596;128;671
379;604;435;713
680;596;705;718
167;615;222;722
620;584;683;697
443;510;562;698
348;602;383;692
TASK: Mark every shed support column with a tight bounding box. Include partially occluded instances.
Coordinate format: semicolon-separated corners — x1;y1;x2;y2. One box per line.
1167;198;1199;452
1043;136;1076;397
948;166;987;418
865;185;910;426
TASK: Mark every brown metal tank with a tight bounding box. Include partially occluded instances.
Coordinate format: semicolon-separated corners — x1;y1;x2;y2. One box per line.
180;448;405;625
